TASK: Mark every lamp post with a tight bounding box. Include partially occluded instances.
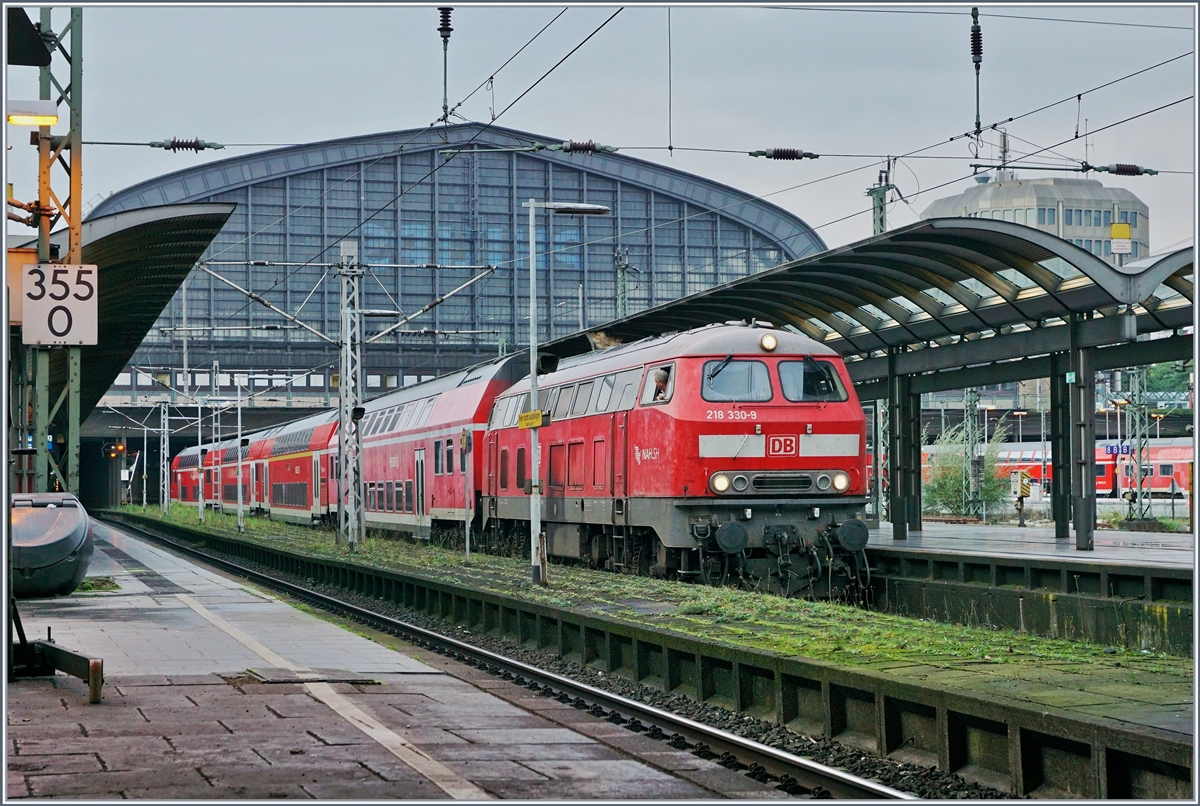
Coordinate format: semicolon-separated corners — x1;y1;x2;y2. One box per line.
979;404;994;522
1152;412;1165;439
521;200;611;585
1012;410;1027;446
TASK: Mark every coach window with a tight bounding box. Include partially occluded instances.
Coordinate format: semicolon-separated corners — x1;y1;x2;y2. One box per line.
1160;464;1174;478
368;483;377;511
434;440;443;475
404;480;414;512
516;447;527;490
572;381;594;417
1094;465;1107;478
553;385;576;420
640;364;675;405
445;442;454;476
500;449;510;489
416;396;438;427
779;360;848;402
386;481;395;512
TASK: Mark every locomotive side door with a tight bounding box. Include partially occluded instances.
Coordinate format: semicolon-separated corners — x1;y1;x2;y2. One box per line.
611;411;628;503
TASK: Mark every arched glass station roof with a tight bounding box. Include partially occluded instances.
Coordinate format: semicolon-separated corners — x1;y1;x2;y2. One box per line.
90;123;825;364
549;217;1193;392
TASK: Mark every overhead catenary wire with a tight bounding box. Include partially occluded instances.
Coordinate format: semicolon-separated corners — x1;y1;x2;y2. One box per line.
765;6;1193;31
204;7;622;335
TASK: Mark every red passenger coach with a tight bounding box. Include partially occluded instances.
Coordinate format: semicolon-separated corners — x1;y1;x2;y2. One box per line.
482;323;870;596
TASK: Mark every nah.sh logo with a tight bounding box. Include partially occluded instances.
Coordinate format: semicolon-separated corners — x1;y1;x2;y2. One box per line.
768;434;798;456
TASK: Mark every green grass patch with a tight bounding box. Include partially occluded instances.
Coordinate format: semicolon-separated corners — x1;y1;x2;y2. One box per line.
76;576;120;592
109;505;1191;680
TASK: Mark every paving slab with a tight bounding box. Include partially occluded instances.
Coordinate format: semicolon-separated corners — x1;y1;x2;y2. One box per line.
7;521;785;799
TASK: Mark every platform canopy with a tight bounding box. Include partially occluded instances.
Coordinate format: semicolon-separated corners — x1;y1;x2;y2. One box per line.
547;218;1193;392
14;203;235;419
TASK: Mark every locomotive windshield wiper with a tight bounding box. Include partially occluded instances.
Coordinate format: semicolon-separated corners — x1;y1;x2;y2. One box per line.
804;354;835;394
707;354;734;386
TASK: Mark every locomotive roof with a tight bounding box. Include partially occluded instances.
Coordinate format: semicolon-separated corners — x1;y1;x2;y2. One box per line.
502;322;835;394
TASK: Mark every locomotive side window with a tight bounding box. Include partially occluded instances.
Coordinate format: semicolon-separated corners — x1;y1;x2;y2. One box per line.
516;447;527;489
572;381;594;416
641;364;675;405
553;385;575;420
594;375;615;412
779;359;848;402
500;449;510;489
614;369;643;411
701;359;771;402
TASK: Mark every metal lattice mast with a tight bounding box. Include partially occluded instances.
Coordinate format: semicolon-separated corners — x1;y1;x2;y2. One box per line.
964;387;983;517
337;242;365;552
877;402;890;521
615;246;631;319
1127;366;1152;520
159;402;170;512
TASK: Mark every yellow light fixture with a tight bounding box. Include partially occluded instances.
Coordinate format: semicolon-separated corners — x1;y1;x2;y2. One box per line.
6;100;58;126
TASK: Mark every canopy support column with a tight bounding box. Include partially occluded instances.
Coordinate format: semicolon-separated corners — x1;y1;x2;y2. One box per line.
1070;314;1096;550
887;347;911;540
1050;352;1072;539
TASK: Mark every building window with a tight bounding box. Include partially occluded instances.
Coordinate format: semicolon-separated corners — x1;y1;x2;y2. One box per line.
1037;208;1046;225
1129;211;1137;228
1119;210;1128;224
1084;240;1092;252
1026;207;1034;223
1074;209;1082;225
1132;241;1138;257
1064;209;1073;226
1046;207;1055;226
1083;210;1092;227
1104;240;1111;257
1103;210;1111;228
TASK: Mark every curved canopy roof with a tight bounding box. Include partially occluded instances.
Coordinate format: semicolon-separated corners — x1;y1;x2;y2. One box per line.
16;203;235;418
547;218;1193;370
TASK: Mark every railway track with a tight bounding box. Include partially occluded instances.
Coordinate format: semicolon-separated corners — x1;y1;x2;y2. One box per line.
104;517;911;800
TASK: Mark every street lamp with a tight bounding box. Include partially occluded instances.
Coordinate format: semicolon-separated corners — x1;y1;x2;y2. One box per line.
521;200;611;585
1152;412;1165;439
979;404;995;523
1012;410;1027;447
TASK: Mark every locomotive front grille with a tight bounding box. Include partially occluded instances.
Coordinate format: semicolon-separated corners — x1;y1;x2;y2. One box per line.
751;473;813;492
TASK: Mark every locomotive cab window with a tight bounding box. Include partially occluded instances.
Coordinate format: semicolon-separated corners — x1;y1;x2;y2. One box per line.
700;359;771;402
593;375;616;412
779;359;848;402
641;364;675;405
572;381;594;417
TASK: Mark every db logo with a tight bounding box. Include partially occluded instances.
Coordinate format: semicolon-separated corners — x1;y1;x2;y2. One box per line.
768;435;798;456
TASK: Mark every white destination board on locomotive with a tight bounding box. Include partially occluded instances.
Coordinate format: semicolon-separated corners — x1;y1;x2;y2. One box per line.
21;263;98;346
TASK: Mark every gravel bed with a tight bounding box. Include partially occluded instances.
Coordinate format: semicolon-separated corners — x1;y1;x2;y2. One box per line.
193;541;1011;800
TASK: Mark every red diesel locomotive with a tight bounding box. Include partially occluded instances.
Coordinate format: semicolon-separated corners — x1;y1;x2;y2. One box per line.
170;322;871;596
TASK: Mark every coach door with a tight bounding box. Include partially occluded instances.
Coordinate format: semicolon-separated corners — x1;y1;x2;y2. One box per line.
414;449;427;524
487;433;498;496
312;456;321;517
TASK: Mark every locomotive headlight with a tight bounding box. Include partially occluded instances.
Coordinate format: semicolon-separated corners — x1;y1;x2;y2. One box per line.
710;473;732;493
832;471;851;492
760;333;778;352
732;474;749;492
816;473;832;491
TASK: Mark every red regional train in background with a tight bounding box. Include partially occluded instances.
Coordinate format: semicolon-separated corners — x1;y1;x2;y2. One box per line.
991;438;1193;498
171;322;872;597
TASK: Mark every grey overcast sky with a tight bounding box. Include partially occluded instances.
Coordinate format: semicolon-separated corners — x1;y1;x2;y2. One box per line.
4;3;1196;253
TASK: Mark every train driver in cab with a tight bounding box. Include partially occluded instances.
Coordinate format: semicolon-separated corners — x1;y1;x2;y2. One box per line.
653;368;671;401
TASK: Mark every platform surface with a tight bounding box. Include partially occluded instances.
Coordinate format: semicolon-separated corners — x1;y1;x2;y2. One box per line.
7;521;783;800
869;522;1194;569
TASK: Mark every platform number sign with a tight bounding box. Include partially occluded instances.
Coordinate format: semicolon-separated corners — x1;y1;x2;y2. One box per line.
22;264;98;346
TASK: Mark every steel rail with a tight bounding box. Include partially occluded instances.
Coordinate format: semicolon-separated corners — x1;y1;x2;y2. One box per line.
103;518;912;800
